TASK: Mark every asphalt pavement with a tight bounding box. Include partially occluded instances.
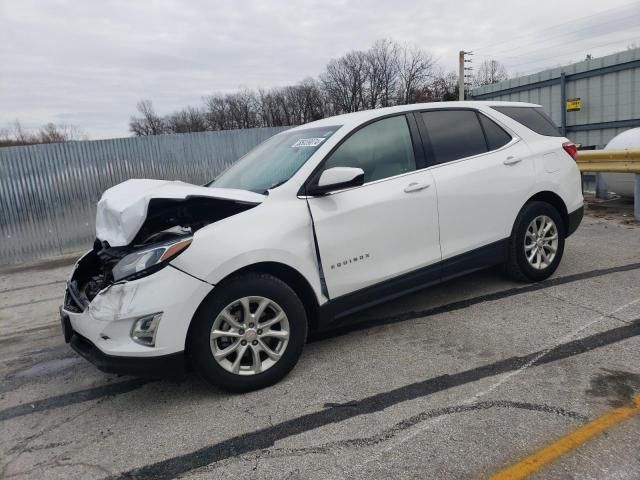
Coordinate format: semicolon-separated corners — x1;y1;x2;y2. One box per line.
1;212;639;480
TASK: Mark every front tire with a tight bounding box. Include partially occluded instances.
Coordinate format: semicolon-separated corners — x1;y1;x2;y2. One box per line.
188;273;307;392
504;201;565;282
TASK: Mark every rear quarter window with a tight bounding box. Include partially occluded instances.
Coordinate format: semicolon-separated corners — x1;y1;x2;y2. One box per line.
478;114;512;150
492;106;561;137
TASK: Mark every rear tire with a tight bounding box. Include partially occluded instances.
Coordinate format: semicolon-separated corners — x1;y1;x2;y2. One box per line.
188;273;307;392
504;201;565;282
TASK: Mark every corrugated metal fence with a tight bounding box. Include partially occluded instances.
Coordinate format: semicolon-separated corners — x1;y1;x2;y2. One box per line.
0;127;289;265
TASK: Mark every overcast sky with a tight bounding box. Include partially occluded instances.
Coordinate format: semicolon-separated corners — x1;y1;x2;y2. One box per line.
1;0;639;139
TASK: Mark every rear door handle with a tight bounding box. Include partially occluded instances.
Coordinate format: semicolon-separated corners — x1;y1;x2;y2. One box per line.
404;182;431;193
503;156;523;165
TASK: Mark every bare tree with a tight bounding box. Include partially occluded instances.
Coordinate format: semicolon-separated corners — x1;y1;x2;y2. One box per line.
257;88;284;127
58;124;88;141
426;70;459;101
11;120;30;144
129;38;444;136
473;59;508;86
366;39;400;108
203;94;231;130
226;89;260;129
297;78;325;123
165;106;208;133
129;100;166;136
0;120;88;147
39;123;68;143
0;121;32;147
397;44;435;104
262;79;324;126
282;85;303;125
0;128;9;146
321;50;369;114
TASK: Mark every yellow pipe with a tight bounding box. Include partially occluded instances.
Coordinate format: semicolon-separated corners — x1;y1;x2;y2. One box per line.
574;149;640;173
576;149;640;161
577;164;640;173
576;160;638;165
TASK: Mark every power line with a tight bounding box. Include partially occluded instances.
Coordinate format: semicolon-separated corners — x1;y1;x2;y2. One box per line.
495;47;636;78
473;0;640;53
500;35;639;72
476;27;639;69
476;12;640;59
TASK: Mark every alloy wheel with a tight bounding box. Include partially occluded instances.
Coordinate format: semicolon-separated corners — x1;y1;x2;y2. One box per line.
524;215;559;270
209;296;290;375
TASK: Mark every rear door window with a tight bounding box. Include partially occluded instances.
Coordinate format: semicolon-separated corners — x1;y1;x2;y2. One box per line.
492;106;560;137
478;114;512;150
421;110;487;164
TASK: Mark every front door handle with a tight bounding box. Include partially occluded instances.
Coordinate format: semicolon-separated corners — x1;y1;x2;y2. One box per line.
404;182;431;193
504;156;523;165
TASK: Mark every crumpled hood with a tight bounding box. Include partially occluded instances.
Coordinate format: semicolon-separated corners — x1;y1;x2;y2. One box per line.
96;179;265;247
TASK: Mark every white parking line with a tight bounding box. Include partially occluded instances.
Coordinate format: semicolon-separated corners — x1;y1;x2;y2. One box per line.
336;296;640;479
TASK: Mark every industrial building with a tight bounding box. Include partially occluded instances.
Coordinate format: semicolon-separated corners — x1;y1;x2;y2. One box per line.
471;47;640;149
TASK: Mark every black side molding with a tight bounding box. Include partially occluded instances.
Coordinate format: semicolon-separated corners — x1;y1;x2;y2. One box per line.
566;206;584;237
318;239;509;329
320;262;441;324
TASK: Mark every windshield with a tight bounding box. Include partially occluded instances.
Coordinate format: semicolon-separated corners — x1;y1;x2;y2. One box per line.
211;126;340;193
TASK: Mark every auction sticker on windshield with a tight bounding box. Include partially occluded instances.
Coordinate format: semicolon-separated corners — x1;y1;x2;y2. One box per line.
291;138;326;148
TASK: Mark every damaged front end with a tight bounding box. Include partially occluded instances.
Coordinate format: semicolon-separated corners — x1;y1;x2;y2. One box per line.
64;231;192;313
65;180;263;313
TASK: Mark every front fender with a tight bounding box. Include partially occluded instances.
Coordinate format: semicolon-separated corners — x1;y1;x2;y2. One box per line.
170;196;326;304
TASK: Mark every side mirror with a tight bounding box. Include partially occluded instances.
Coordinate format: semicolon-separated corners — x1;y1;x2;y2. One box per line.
306;167;365;196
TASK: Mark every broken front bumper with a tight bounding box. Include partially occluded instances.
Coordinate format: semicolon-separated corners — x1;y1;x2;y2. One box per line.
61;263;213;375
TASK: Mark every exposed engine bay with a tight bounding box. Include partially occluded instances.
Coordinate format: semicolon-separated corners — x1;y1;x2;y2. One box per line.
65;195;259;312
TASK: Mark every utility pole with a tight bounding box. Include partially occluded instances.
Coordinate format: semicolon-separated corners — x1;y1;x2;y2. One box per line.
458;51;464;101
458;50;473;100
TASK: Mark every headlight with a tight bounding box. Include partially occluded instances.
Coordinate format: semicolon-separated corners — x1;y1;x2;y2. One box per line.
112;238;192;282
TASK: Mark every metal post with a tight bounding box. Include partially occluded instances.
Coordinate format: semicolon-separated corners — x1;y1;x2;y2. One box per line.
560;72;566;136
595;174;608;199
458;51;465;101
635;174;640;222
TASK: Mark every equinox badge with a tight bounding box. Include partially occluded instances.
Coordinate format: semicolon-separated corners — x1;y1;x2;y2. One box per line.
330;253;370;270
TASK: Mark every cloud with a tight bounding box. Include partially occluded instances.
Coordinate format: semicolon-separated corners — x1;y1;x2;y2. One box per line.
1;0;638;138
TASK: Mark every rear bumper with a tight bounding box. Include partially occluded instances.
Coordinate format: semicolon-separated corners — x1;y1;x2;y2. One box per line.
566;205;584;237
68;329;185;377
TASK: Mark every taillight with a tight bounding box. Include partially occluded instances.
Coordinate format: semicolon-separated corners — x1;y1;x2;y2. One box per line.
562;141;578;160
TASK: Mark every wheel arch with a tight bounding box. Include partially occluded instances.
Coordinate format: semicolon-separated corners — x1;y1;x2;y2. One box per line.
185;262;321;352
523;191;569;235
234;262;320;331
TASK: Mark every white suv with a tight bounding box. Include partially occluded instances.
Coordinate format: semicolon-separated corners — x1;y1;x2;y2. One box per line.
60;101;584;391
